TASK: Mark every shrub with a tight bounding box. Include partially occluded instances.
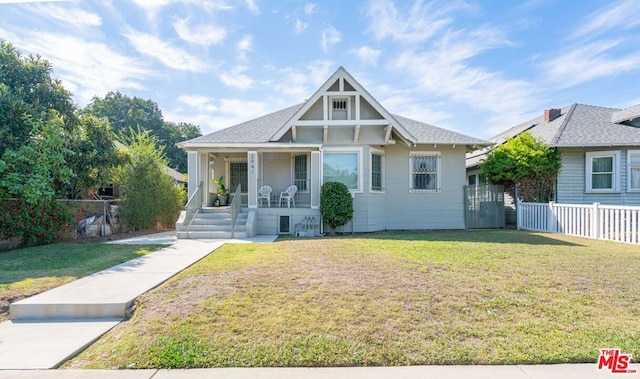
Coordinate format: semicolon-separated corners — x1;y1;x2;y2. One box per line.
482;131;561;202
320;182;354;235
0;199;73;246
116;130;186;230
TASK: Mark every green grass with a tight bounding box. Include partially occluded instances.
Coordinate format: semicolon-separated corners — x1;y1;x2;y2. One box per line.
0;242;164;321
65;230;640;368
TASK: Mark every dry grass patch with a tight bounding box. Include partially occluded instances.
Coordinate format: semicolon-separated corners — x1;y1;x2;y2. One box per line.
66;230;640;368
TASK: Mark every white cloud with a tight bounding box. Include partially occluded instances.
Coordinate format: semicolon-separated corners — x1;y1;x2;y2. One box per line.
26;3;102;27
173;18;226;46
0;0;68;3
304;3;316;14
166;97;269;134
177;95;219;112
245;0;259;14
237;34;252;61
220;65;253;89
570;0;640;40
0;27;152;105
541;40;640;88
321;25;341;53
294;19;308;34
364;0;471;44
124;29;208;72
354;46;381;66
267;60;334;102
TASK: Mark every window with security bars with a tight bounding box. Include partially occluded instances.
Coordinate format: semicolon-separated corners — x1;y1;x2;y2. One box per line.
371;154;383;191
229;162;247;193
410;153;439;191
294;155;307;191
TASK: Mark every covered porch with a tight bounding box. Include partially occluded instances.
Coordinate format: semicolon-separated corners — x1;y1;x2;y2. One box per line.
186;145;322;211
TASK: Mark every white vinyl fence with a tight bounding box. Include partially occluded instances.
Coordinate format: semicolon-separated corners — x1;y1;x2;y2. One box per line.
517;201;640;244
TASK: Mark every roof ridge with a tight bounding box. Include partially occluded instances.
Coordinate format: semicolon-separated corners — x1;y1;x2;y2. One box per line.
551;103;578;146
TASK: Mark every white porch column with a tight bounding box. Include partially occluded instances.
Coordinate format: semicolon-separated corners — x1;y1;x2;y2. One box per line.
198;153;208;207
311;151;321;209
248;151;258;208
187;151;199;200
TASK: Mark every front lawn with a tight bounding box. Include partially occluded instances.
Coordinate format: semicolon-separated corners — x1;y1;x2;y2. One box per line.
0;243;164;321
66;230;640;368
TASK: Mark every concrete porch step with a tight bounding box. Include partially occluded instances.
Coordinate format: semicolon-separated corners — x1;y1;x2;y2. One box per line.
176;230;248;239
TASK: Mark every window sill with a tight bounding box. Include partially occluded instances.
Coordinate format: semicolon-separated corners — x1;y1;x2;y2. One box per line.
409;189;440;193
585;190;621;194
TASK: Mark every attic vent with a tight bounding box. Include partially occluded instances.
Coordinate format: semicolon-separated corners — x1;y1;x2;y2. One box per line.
333;100;347;110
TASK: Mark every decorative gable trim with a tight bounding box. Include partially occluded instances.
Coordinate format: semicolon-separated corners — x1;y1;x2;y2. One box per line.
269;66;416;143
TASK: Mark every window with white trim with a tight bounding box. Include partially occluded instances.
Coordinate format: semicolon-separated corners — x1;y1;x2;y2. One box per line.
293;154;308;192
585;151;620;192
410;152;440;192
370;152;384;192
323;150;361;191
629;150;640;191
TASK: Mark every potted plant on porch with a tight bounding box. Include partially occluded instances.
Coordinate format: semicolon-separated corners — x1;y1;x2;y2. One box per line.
212;176;228;206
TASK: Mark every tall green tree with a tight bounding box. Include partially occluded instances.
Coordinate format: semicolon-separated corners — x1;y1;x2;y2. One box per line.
163;121;202;172
0;40;78;200
83;92;201;173
482;131;561;202
63;115;120;198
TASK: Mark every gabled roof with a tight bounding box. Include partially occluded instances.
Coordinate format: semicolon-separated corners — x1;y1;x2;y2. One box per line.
467;103;640;168
269;66;416;142
181;104;304;145
611;104;640;124
180;67;491;149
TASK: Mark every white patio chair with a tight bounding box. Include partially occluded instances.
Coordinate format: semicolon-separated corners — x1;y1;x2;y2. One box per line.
279;184;297;208
258;185;272;208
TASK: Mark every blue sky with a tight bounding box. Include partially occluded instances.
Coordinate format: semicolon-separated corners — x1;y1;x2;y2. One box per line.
1;0;640;139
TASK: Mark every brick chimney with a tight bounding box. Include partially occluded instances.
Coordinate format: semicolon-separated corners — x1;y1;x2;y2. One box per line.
544;108;561;122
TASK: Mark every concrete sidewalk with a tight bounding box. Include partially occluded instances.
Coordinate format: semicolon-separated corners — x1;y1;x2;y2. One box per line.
0;233;277;370
0;364;633;378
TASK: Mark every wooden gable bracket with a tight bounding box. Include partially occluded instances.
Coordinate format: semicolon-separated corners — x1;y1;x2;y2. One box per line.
292;125;297;142
384;125;393;143
323;125;329;144
354;125;360;143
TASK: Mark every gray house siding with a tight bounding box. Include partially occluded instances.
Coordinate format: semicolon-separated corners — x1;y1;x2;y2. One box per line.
384;144;466;230
557;147;640;206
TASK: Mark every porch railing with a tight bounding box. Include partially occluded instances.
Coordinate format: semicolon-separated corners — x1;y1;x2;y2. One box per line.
184;181;203;234
230;183;241;238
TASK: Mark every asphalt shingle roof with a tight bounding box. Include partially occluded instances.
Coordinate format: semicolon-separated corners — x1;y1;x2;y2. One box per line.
393;114;489;145
466;103;640;168
183;104;304;144
611;103;640;124
182;104;490;147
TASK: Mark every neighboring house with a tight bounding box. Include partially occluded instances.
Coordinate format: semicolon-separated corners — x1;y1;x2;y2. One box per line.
178;67;490;236
467;104;640;219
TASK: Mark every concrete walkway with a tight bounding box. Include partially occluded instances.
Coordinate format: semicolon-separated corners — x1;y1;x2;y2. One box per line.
0;233;634;377
0;364;634;378
0;233;277;370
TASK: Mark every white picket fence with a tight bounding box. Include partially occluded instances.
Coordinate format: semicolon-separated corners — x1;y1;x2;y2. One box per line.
517;201;640;244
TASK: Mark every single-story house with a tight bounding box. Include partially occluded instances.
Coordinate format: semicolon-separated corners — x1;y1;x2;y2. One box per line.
467;103;640;221
178;67;491;237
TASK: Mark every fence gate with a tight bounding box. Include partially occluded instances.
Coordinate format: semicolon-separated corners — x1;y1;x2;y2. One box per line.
465;184;505;229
